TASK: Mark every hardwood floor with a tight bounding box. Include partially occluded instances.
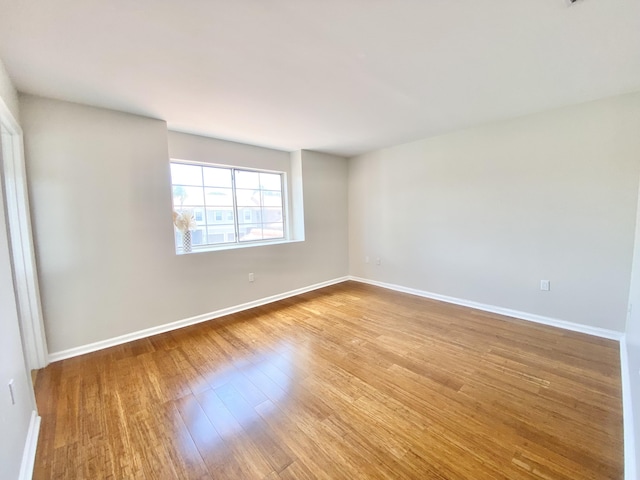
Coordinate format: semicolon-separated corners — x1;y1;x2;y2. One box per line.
33;281;623;479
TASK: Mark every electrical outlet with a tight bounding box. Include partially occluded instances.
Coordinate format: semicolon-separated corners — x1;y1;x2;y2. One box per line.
248;273;254;283
376;257;381;266
540;280;550;291
365;256;369;263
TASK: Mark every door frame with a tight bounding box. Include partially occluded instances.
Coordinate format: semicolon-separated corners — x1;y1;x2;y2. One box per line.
0;98;48;370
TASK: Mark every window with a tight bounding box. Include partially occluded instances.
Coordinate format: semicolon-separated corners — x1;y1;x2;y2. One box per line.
170;161;286;253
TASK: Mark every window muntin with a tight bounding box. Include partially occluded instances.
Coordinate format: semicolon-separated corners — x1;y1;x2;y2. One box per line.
171;161;286;253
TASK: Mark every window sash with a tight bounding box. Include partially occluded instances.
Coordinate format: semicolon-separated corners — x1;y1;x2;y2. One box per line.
171;162;286;252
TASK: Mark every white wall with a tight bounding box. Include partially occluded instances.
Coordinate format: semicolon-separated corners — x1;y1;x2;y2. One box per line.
0;59;36;480
20;96;349;355
349;92;640;332
170;130;291;172
0;59;19;121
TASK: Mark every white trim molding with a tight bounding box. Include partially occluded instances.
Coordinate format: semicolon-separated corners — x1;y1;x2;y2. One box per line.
0;97;49;369
349;276;623;340
18;411;40;480
48;276;350;362
620;336;637;480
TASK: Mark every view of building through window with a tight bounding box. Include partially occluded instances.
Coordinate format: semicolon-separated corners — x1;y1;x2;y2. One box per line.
170;161;285;252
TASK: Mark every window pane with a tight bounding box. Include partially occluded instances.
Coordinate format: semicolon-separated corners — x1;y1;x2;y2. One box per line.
235;170;260;189
204;187;234;206
170;161;288;253
206;208;234;225
207;233;225;244
260;173;281;190
263;223;284;239
173;186;204;206
262;190;282;207
191;228;206;246
262;207;282;223
203;167;232;188
236;188;261;207
193;207;205;225
171;164;202;186
207;225;236;244
238;224;263;241
238;207;261;224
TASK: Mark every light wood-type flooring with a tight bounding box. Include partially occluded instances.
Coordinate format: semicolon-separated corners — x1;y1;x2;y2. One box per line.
33;281;623;479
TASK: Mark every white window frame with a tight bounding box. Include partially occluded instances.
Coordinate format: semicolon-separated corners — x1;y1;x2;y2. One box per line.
170;160;288;254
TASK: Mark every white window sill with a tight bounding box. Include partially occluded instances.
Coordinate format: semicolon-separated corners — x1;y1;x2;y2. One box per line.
176;237;304;255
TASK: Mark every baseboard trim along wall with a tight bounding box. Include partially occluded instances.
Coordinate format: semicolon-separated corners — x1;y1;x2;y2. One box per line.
348;276;624;341
18;411;40;480
51;274;624;362
620;336;637;480
48;276;350;362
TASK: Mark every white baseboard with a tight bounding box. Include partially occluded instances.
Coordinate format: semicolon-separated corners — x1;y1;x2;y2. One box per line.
349;276;623;340
18;411;40;480
620;336;637;480
50;274;623;360
48;276;350;362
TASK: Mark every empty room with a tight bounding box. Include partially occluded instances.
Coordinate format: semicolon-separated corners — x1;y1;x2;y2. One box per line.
2;0;640;479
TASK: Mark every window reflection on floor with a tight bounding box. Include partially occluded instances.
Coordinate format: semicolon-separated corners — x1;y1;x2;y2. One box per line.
179;344;295;452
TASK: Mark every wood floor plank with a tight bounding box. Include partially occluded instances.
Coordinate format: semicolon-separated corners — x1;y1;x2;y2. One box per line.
196;388;275;478
33;281;623;479
215;382;295;473
175;394;245;479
